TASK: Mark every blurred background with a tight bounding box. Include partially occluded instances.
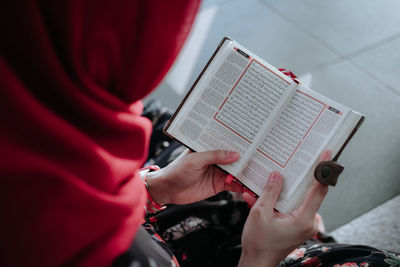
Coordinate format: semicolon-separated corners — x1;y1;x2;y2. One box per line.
146;0;400;251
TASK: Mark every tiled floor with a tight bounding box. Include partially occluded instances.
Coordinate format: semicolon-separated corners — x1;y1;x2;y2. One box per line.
147;0;400;247
331;195;400;253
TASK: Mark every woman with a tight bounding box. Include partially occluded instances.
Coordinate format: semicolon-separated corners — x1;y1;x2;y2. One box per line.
1;1;398;267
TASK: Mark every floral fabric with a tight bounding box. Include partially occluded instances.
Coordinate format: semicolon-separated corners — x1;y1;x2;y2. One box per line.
281;243;400;267
113;221;179;267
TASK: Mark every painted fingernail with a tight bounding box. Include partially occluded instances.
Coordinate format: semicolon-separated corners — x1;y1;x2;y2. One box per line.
268;171;282;183
226;151;240;160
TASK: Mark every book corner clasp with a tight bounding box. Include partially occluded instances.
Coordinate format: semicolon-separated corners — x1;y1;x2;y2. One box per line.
314;161;344;186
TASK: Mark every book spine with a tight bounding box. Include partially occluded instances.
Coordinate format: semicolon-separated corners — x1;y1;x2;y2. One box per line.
333;115;365;161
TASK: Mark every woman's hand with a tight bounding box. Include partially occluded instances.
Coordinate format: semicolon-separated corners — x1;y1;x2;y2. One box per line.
238;150;331;267
145;149;248;205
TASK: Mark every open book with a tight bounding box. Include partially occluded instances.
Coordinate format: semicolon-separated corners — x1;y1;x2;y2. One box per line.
164;37;364;213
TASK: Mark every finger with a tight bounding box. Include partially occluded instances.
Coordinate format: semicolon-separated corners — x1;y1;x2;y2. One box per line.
255;171;283;213
319;149;332;162
297;179;329;221
222;178;254;194
242;192;257;207
193;150;240;168
214;173;244;193
222;180;246;193
292;150;331;221
311;219;319;238
296;150;332;220
211;170;242;193
315;213;326;233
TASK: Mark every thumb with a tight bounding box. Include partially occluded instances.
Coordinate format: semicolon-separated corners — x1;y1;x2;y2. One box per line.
193;150;240;168
256;171;283;213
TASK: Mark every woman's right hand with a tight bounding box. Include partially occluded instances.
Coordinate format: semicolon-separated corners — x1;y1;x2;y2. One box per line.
238;150;331;267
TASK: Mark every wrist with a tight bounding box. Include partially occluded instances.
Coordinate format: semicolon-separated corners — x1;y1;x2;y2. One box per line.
238;254;277;267
145;169;170;205
238;247;287;267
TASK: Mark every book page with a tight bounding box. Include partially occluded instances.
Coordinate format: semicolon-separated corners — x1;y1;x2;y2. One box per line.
166;39;295;176
285;109;363;213
237;85;351;212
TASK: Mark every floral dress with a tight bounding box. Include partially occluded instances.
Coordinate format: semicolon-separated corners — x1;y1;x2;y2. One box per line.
281;243;400;267
113;200;400;267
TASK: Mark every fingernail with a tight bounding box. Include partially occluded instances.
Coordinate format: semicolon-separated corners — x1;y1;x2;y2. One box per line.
268;171;282;183
226;151;240;160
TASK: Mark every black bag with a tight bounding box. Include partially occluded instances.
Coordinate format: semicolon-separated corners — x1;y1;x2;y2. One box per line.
142;99;185;168
148;192;249;267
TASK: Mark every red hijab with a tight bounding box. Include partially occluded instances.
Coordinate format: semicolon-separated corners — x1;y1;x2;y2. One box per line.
0;1;200;266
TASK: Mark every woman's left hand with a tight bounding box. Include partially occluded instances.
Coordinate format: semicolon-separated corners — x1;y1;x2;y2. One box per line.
145;149;247;205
